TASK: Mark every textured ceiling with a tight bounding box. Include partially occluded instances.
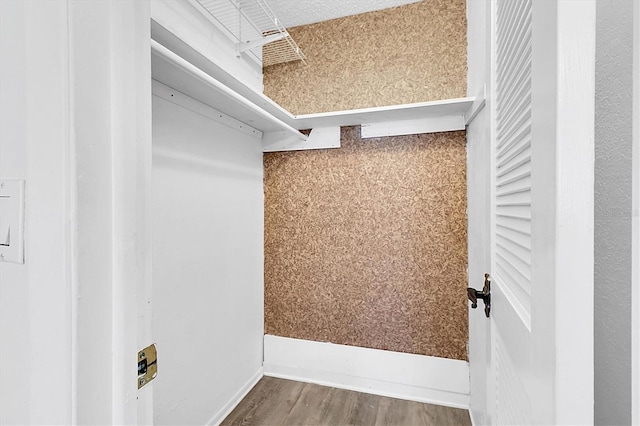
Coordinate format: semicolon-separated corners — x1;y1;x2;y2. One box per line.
266;0;422;28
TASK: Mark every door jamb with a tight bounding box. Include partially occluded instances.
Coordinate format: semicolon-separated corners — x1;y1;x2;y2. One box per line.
632;0;640;423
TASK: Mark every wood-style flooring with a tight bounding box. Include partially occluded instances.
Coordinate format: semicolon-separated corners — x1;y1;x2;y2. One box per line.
221;377;471;426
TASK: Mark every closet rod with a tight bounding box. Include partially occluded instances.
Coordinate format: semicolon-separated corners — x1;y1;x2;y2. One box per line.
150;40;307;142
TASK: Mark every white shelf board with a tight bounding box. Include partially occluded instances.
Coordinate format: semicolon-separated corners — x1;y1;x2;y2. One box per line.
151;40;302;136
151;21;296;125
292;98;474;130
151;24;478;150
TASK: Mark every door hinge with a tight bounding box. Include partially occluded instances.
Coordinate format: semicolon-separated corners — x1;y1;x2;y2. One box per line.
467;273;491;318
138;344;157;389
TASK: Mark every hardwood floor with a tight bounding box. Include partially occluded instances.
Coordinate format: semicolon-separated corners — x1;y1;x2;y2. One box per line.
221;377;471;426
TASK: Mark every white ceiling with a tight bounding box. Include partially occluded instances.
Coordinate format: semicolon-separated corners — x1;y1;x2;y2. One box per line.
266;0;422;28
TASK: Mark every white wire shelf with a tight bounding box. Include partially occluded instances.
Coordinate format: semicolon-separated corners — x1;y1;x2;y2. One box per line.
190;0;306;67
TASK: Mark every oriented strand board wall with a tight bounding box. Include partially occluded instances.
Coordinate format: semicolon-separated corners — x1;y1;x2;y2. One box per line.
263;0;467;114
264;128;468;359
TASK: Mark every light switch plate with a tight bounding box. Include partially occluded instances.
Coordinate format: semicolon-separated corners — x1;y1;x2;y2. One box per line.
0;180;25;264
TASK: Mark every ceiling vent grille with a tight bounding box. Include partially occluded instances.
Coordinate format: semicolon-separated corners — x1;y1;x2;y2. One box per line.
190;0;306;67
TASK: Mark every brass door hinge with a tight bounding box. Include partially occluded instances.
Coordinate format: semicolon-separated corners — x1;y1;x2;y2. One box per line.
138;344;157;389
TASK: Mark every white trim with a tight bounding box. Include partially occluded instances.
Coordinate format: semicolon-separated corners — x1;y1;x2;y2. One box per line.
632;0;640;423
66;2;153;423
206;368;264;426
530;2;595;424
486;0;498;420
263;335;470;409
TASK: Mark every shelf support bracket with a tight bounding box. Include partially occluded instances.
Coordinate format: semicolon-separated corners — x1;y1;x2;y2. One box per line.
263;127;341;152
464;85;487;126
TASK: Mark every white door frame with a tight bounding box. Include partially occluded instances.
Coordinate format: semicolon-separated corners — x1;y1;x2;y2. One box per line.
69;1;153;424
632;1;640;423
530;2;595;422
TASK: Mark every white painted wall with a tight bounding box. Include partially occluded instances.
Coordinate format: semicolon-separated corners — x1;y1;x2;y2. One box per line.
152;86;264;425
1;1;153;424
594;1;635;424
465;0;492;425
0;2;74;423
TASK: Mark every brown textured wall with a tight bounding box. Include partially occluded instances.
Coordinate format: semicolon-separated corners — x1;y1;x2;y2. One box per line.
263;0;467;115
264;128;468;359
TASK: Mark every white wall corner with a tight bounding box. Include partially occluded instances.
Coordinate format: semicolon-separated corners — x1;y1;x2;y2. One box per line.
263;335;470;409
206;368;264;426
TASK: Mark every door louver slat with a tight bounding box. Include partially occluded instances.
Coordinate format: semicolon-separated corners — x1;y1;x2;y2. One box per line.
495;0;533;319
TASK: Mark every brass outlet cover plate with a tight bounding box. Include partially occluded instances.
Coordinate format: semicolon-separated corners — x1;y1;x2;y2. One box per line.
138;344;157;389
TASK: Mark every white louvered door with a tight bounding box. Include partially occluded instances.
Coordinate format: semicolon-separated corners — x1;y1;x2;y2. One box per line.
468;0;595;423
491;0;536;423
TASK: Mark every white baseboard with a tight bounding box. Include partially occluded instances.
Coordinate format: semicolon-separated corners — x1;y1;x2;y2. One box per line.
469;407;480;426
207;367;263;426
263;335;470;409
